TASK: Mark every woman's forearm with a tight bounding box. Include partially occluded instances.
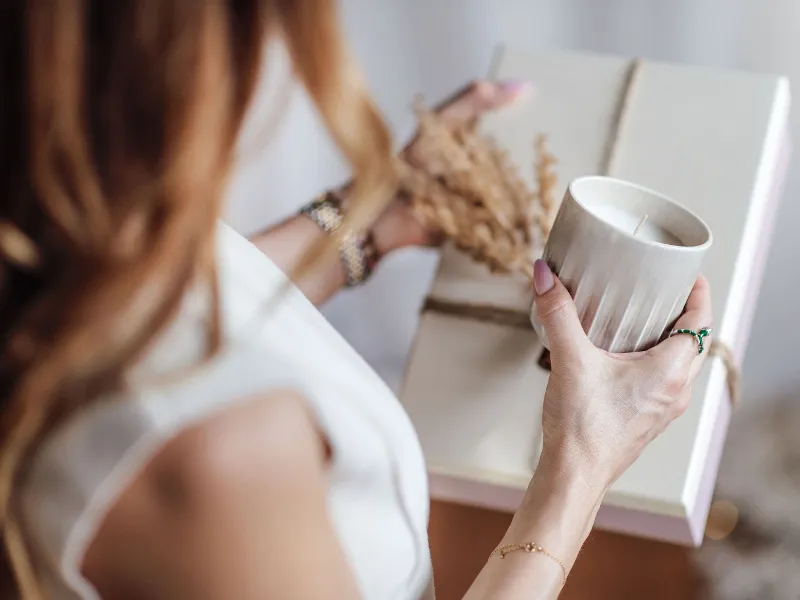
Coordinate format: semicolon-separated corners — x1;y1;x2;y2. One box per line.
250;215;348;305
463;460;604;600
249;207;409;306
250;81;521;306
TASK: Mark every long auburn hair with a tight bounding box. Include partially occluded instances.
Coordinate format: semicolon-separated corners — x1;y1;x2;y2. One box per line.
0;1;395;597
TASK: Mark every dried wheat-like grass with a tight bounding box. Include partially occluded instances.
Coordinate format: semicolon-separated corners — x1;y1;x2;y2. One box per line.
396;99;558;277
533;134;558;238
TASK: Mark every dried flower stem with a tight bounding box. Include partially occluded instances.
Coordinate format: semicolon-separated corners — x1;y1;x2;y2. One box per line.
396;99;559;278
533;134;558;240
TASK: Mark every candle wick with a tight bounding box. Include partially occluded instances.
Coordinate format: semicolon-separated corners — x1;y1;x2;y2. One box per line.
633;214;649;236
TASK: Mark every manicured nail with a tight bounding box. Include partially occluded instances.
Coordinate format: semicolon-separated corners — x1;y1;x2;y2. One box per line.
533;259;554;295
499;80;534;95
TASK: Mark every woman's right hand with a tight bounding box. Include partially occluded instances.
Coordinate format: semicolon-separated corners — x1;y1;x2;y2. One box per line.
463;263;713;600
531;259;713;494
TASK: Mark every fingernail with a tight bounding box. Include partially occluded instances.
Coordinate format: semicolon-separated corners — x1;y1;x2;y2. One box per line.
499;80;534;96
533;259;554;295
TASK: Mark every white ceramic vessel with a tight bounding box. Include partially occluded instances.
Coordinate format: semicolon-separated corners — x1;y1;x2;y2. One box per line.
532;176;713;353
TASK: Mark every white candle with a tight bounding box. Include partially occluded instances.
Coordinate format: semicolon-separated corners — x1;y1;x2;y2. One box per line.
587;204;683;246
531;176;712;353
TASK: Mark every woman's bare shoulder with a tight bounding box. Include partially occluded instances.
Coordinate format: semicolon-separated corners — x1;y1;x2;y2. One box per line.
152;388;328;494
81;389;357;599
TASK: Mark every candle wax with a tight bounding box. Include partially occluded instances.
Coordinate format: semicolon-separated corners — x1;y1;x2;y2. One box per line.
588;204;683;245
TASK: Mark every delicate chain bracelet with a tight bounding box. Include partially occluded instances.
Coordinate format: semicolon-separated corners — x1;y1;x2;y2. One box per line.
490;542;568;586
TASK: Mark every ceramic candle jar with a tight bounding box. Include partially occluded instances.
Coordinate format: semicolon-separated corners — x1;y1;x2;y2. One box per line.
531;176;713;353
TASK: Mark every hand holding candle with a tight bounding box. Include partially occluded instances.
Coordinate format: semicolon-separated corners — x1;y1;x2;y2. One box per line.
531;176;713;353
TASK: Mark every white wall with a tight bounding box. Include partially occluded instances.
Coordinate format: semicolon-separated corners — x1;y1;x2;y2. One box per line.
226;0;800;402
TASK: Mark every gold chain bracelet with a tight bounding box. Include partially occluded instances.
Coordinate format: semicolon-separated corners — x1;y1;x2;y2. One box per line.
490;542;567;586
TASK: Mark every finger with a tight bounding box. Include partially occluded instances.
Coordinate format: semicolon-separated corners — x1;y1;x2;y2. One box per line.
682;274;712;317
532;260;592;359
435;80;532;126
666;275;713;353
650;275;714;375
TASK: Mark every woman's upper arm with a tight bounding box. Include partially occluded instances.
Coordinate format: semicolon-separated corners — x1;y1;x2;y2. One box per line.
82;390;361;600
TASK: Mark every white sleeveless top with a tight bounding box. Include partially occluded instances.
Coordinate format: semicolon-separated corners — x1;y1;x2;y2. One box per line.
18;222;434;600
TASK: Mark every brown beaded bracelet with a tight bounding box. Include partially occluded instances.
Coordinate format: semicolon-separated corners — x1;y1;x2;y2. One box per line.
299;191;379;287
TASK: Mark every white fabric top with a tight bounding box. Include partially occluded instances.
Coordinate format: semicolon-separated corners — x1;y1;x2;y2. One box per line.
19;222;434;600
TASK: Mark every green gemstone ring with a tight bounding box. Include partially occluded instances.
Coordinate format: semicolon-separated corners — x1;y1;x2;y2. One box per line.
669;327;713;355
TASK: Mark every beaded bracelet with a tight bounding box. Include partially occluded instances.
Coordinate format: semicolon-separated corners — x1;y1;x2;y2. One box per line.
299;191;379;287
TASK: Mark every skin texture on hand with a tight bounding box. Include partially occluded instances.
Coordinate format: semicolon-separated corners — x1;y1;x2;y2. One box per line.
463;262;713;600
532;258;713;492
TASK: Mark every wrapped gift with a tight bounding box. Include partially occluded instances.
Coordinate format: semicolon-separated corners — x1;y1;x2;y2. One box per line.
399;46;791;546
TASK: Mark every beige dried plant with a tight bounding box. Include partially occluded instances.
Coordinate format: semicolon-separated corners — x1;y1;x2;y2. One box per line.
396;100;559;278
533;134;558;237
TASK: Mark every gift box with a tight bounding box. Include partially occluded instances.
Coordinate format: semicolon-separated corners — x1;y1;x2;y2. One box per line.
399;46;791;546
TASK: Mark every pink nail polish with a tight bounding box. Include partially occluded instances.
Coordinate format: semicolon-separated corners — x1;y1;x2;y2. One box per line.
499;80;534;95
533;259;554;295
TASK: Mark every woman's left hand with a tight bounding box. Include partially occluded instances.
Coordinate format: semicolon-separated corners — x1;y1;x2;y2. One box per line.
371;80;533;254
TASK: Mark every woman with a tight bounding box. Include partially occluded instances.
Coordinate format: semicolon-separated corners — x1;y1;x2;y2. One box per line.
0;2;712;599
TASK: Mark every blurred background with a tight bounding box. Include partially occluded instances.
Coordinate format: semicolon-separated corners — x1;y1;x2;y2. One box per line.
225;1;800;598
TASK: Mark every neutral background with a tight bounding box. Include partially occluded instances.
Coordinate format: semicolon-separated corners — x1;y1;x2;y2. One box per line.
225;0;800;406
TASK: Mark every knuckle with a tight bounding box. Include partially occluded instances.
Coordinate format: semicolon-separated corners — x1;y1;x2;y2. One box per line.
653;350;692;389
648;362;688;402
662;372;688;399
670;391;692;419
665;368;689;394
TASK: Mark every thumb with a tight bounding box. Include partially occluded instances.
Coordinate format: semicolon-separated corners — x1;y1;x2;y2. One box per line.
532;260;590;357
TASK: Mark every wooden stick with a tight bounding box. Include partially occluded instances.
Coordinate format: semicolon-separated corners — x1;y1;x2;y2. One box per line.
633;214;649;236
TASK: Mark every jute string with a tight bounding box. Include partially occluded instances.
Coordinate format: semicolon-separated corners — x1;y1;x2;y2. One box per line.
419;59;741;407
